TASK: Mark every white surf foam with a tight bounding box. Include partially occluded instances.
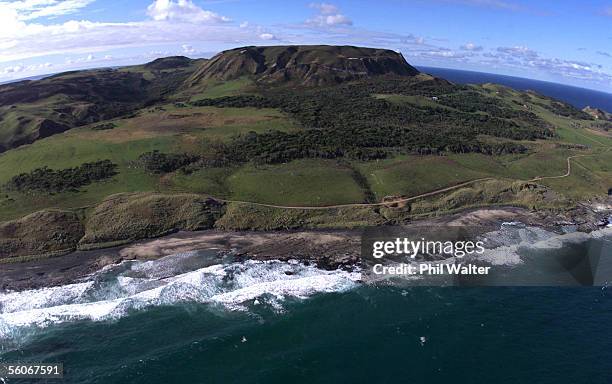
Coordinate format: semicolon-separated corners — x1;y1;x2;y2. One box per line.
474;225;611;266
0;282;94;314
0;259;359;339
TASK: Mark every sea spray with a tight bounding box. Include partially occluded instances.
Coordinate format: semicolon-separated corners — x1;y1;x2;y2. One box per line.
0;258;360;340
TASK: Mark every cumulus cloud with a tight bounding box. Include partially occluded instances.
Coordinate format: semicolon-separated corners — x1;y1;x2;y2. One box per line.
0;1;96;42
259;33;276;40
490;45;612;83
1;64;25;74
1;0;611;91
306;2;352;27
410;48;473;61
0;0;235;63
146;0;231;23
460;42;483;51
1;61;52;75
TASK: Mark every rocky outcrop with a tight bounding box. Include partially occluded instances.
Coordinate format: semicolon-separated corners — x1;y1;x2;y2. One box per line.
583;106;612;121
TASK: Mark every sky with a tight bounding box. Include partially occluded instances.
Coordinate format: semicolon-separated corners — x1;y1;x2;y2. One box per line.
1;0;612;92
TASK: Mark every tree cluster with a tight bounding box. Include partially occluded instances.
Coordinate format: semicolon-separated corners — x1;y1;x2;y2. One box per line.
137;150;200;173
6;160;117;193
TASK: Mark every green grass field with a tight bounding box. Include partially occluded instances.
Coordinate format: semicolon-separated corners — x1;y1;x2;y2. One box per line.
0;103;299;220
182;77;256;102
1;79;611;223
225;159;367;206
356;155;488;199
163;167;234;197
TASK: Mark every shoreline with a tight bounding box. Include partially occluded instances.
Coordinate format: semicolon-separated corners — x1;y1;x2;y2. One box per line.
0;205;609;292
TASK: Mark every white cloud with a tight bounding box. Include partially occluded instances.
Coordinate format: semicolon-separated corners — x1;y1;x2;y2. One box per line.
0;0;234;63
1;61;53;75
0;0;95;40
460;42;483;51
307;2;352;27
0;0;95;21
411;48;473;60
487;45;612;84
0;20;254;62
0;0;611;91
146;0;230;23
497;45;538;58
259;33;275;40
1;64;25;74
310;2;339;15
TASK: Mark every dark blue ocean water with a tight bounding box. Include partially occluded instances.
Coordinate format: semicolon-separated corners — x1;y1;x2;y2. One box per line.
2;286;612;384
1;228;611;384
417;66;612;112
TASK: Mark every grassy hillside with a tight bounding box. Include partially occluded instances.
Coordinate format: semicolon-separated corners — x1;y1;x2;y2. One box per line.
1;47;611;254
0;102;300;220
226;159;367;206
0;57;203;153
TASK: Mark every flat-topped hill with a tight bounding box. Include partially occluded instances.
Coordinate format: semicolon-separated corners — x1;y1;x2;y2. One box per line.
187;45;419;87
144;56;193;70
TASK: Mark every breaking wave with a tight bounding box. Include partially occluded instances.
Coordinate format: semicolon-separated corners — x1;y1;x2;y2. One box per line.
0;254;360;340
474;226;612;266
1;225;609;340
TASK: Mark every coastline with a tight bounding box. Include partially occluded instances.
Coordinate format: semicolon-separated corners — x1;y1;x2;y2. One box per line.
4;205;606;292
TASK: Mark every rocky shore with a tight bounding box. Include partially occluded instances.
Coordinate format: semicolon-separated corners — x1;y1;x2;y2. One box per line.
4;205;608;292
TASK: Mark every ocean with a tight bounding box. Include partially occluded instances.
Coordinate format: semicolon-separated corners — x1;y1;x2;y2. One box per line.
417;66;612;112
1;225;611;383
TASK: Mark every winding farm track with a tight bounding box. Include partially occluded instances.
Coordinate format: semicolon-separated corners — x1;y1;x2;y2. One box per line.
529;152;597;181
214;177;495;210
213;144;611;211
529;131;612;182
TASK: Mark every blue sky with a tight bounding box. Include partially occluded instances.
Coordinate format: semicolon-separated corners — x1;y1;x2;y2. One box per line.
1;0;612;92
